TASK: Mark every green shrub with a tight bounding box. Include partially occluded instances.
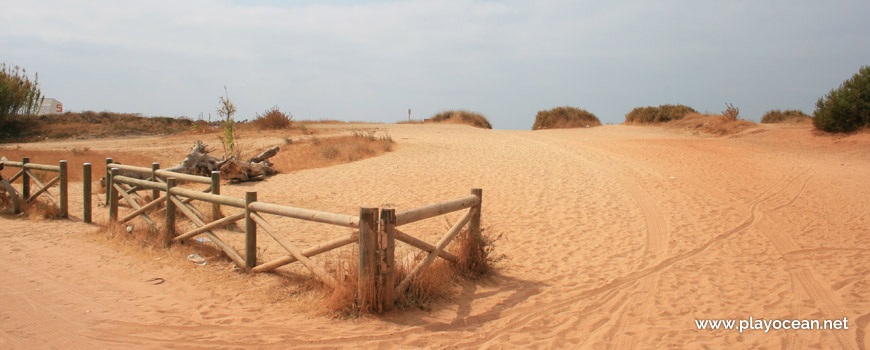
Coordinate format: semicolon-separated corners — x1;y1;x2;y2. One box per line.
813;66;870;133
426;110;492;129
624;104;696;124
0;63;42;137
532;106;600;130
761;109;811;123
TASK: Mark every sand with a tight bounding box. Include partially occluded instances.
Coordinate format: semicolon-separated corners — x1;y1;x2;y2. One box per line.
1;123;868;349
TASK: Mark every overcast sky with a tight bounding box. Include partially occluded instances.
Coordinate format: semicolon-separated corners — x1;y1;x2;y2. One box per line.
2;0;869;129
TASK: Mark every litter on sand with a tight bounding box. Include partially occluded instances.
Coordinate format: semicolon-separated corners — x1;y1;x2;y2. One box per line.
187;254;207;265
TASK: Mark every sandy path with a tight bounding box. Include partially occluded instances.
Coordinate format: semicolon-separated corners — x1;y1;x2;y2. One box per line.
1;124;868;349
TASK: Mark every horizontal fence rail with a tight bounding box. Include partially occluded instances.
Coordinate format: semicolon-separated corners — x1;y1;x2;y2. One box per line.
248;202;360;228
395;194;480;226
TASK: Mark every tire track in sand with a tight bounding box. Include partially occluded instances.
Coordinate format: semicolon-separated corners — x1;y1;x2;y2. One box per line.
752;170;859;350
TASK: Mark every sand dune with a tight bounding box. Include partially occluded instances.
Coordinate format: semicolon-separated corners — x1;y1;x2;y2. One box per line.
1;124;868;349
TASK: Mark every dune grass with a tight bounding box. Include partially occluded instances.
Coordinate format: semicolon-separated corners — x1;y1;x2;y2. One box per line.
325;227;500;315
425;110;493;129
625;104;696;124
667;112;757;135
532;106;601;130
761;109;812;124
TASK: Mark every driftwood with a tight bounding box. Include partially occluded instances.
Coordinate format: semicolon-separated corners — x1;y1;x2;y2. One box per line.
166;140;222;177
163;141;280;182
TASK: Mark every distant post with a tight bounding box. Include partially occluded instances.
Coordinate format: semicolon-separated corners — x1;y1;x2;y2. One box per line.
83;163;92;223
151;163;160;200
165;178;177;237
408;108;411;121
109;168;119;221
105;158;113;204
21;157;30;201
59;160;68;218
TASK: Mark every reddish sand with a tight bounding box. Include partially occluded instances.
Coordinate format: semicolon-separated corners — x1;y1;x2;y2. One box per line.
1;123;869;349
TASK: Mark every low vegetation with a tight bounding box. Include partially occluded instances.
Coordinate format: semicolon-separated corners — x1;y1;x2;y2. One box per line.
0;63;42;139
667;112;757;136
253;106;293;130
271;129;394;173
624;104;696;124
532;106;601;130
1;111;195;142
761;109;812;124
425;110;493;129
813;65;870;133
326;227;501;315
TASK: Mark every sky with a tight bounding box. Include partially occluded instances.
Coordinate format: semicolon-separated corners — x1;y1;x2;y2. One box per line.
2;0;869;130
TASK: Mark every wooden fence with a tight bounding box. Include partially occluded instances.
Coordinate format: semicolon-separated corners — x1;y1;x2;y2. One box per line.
106;164;482;311
0;157;68;217
0;155;482;312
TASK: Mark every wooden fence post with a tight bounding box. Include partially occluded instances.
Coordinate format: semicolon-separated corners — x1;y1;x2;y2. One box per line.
470;189;482;240
379;208;396;312
83;163;92;223
105;158;112;204
59;160;68;218
245;191;257;270
21;157;30;200
358;207;379;310
211;171;221;221
151;163;160;201
165;178;176;237
109;168;119;221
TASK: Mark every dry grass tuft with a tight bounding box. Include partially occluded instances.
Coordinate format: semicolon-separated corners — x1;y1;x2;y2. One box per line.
22;198;62;219
425;110;493;129
253;106;294;130
271;132;395;173
761;109;812;124
322;226;501;316
668;113;758;136
722;103;740;121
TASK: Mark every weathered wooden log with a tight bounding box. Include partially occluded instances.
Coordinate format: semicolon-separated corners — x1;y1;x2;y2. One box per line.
248;146;279;164
219;158;278;182
165;140;221;177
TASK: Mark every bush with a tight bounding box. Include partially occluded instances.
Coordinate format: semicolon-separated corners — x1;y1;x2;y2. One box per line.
0;63;42;137
253;106;294;130
813;66;870;133
532;106;600;130
761;109;811;123
624;104;696;124
426;110;492;129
